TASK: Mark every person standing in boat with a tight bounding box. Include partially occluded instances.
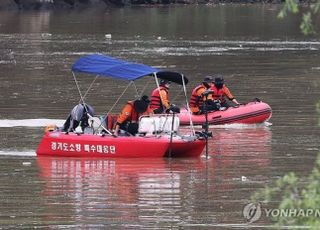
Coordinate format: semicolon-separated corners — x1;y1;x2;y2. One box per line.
150;79;180;114
211;75;240;108
189;76;219;114
114;96;152;136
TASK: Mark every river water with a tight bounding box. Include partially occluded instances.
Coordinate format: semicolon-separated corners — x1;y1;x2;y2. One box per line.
0;5;320;228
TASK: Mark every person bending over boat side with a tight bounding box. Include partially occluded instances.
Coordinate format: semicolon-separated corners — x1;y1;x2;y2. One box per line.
150;79;180;114
114;96;152;136
62;103;95;133
189;76;220;115
211;75;240;109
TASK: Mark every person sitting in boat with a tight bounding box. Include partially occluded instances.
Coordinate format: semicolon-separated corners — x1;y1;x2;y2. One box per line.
62;103;95;133
211;75;240;108
114;95;152;136
150;79;180;114
189;76;220;114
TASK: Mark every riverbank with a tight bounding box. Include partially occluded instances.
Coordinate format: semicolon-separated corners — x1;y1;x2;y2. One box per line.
0;0;283;10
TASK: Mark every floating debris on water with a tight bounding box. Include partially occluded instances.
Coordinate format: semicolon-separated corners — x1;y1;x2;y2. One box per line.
105;34;112;39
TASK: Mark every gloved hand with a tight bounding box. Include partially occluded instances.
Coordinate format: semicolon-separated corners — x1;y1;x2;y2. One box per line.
205;99;214;106
201;89;213;97
153;108;164;114
167;104;180;113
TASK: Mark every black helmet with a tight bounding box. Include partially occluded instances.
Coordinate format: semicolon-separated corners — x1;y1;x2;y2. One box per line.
214;75;224;89
141;95;150;103
160;79;171;86
214;75;224;84
201;76;212;89
202;76;213;83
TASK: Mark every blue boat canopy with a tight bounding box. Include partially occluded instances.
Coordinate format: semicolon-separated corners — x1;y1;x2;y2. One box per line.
72;54;188;85
72;54;158;81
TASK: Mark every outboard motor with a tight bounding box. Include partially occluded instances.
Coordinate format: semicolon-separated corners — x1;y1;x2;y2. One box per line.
63;103;95;132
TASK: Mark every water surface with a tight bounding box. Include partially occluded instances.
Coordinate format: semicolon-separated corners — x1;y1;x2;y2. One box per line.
0;5;319;228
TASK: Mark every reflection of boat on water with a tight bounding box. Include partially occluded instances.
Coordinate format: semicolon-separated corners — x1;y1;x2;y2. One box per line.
201;126;272;180
37;157;205;203
208;126;272;157
36;54;206;158
36;157;211;226
37;157;206;178
178;125;272;166
37;157;168;178
179;100;272;126
37;157;172;206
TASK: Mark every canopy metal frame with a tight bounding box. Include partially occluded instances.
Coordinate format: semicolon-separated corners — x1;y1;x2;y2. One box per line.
70;54;196;136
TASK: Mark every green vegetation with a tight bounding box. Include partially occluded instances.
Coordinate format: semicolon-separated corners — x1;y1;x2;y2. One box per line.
279;0;320;35
252;154;320;228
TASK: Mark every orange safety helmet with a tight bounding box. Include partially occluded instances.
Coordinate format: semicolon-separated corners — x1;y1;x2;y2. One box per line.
44;124;57;133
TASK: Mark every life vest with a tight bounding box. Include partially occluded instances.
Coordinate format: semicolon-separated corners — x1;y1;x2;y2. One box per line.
189;85;206;108
211;84;234;103
105;114;117;130
116;101;140;126
150;86;169;111
126;101;140;122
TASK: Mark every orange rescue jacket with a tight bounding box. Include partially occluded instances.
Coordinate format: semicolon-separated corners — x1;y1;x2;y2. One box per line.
150;86;170;111
116;101;151;125
210;84;234;103
189;84;213;113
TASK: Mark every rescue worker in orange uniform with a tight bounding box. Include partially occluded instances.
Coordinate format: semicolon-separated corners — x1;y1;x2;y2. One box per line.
189;76;218;114
114;95;152;136
211;75;240;108
150;79;180;114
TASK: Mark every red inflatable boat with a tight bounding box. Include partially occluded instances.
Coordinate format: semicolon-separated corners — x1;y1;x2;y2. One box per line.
36;54;206;158
36;130;205;158
179;101;272;126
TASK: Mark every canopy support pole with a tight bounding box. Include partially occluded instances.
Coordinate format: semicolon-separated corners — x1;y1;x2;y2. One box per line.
72;72;113;135
132;82;140;99
78;75;99;104
72;71;86;105
154;72;168;114
72;71;92;117
168;112;175;158
106;81;133;116
99;81;134;134
139;77;153;98
181;74;195;136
